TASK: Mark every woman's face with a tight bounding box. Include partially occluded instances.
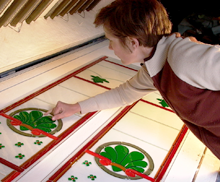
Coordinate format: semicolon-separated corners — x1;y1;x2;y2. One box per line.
104;27;141;65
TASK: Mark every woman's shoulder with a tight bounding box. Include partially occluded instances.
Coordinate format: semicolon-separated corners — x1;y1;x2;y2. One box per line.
166;33;220;90
167;33;216;65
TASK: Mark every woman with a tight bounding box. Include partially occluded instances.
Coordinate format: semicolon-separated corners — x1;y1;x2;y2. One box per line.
46;0;220;159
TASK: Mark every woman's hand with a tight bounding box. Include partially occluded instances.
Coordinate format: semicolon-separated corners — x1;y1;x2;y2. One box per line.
45;101;81;120
172;32;204;44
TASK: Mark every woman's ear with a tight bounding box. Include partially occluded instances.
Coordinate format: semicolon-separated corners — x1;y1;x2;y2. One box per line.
127;37;140;50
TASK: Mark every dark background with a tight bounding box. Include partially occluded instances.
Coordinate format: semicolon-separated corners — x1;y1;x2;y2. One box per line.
160;0;220;44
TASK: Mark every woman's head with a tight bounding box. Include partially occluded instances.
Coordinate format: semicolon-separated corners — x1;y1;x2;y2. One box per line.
94;0;172;48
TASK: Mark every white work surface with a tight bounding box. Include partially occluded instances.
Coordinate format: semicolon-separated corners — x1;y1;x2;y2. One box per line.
0;40;219;182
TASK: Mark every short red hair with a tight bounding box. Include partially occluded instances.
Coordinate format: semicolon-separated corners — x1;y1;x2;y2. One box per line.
94;0;172;47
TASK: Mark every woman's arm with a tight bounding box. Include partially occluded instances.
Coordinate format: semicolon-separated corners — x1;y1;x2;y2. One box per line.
46;66;156;120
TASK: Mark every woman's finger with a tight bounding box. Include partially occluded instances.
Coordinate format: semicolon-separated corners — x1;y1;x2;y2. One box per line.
44;109;53;116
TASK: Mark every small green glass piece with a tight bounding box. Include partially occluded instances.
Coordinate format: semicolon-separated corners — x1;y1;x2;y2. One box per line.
15;153;25;159
0;144;5;149
104;146;117;162
83;160;92;166
126;161;148;173
68;175;78;181
19;111;29;123
91;75;109;83
30;111;43;124
34;140;43;145
15;142;24;147
157;98;169;108
88;175;97;181
115;145;129;164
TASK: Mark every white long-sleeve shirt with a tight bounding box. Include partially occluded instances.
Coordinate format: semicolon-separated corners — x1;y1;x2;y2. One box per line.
79;34;220;159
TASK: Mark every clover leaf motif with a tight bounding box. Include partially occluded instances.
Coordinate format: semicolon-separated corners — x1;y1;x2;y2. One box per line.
68;175;78;181
88;175;96;181
15;153;25;159
91;75;109;83
13;111;57;132
157;98;169;108
0;144;5;149
100;145;148;173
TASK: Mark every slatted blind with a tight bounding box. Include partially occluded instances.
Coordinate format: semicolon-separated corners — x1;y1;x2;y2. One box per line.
26;0;53;24
78;0;94;14
0;0;101;28
0;0;13;15
59;0;79;17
